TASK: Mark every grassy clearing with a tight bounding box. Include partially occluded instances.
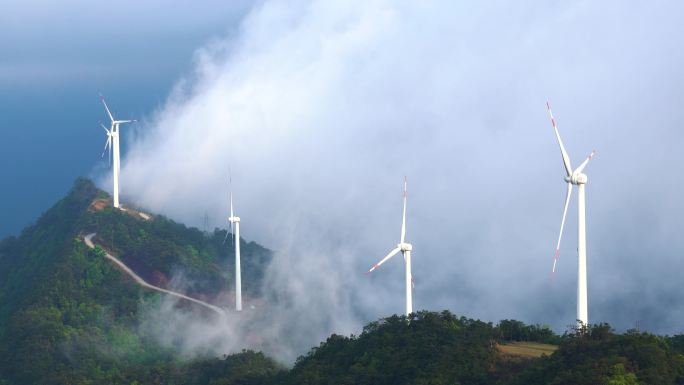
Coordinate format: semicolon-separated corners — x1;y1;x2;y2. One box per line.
497;341;558;359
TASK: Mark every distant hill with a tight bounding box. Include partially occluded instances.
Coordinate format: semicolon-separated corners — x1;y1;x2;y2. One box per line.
1;179;683;385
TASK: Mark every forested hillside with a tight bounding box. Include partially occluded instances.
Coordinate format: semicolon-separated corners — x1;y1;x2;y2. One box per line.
1;179;683;384
0;178;274;384
282;312;684;385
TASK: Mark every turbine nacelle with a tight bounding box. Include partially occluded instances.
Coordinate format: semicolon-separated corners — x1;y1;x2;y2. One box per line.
229;216;240;223
398;242;412;251
565;173;588;185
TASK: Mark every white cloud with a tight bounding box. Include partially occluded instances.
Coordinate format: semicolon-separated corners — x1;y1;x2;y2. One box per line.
107;0;684;361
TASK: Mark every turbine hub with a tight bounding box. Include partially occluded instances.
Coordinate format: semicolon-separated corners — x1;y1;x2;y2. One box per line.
399;242;412;251
229;216;240;223
567;173;588;185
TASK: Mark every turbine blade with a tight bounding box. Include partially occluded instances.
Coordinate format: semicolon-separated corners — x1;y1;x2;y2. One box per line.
101;136;111;159
367;247;401;274
222;229;230;245
229;171;234;246
574;150;596;174
100;122;110;133
400;176;407;244
230;193;234;247
100;93;114;122
552;183;573;273
546;102;573;176
230;191;234;219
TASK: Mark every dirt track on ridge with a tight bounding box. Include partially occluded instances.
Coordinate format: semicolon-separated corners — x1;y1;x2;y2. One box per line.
84;233;225;315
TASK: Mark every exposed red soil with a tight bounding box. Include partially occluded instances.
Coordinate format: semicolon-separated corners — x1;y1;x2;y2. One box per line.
89;199;109;211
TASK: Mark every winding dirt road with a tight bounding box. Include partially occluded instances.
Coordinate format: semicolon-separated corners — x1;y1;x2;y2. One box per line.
84;233;225;315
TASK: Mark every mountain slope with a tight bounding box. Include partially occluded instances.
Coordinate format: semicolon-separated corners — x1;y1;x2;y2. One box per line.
0;178;274;384
0;178;100;328
83;232;224;314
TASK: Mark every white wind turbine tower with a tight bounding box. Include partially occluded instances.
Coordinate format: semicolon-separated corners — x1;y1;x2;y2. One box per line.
223;177;242;311
547;102;596;327
367;177;414;317
100;94;135;209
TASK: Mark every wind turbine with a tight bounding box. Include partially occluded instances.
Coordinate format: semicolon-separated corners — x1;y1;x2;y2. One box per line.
367;177;413;317
546;102;595;327
100;93;135;209
223;176;242;311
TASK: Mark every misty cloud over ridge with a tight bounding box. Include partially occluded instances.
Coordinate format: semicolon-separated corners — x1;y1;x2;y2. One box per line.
107;0;684;361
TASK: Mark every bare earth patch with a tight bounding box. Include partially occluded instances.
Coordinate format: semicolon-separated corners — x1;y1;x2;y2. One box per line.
89;199;110;211
497;342;558;359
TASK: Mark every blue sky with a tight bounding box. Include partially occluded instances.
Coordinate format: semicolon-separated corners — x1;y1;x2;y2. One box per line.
3;0;684;360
